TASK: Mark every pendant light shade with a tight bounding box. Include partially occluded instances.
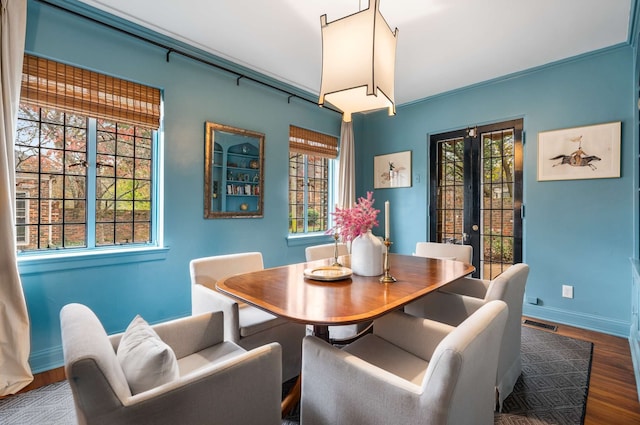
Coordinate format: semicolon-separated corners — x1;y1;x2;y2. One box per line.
319;0;398;122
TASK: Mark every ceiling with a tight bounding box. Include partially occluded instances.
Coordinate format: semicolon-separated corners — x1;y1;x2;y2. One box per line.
77;0;633;107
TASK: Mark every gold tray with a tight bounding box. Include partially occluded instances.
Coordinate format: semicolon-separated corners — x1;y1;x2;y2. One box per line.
303;266;352;282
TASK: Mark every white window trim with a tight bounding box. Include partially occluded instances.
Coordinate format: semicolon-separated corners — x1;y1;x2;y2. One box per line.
15;191;28;246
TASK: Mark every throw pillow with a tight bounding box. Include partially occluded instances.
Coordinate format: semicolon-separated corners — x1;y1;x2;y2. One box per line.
117;315;179;394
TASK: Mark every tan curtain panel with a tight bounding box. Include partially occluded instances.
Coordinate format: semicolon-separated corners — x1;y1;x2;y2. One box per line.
21;54;160;128
1;0;33;396
337;120;355;209
289;125;338;159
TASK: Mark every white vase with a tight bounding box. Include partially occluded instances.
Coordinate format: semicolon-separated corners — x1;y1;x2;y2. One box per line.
351;230;383;276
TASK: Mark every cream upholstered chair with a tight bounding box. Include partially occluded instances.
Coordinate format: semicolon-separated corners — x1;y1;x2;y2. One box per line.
190;252;305;382
60;303;282;425
305;243;369;342
414;241;473;263
404;263;529;409
301;300;508;425
304;242;348;263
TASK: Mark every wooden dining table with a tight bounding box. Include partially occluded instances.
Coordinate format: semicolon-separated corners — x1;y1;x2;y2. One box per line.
216;253;475;416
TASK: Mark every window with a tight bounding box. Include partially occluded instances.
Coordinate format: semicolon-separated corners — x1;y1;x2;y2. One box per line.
15;55;161;252
288;126;338;234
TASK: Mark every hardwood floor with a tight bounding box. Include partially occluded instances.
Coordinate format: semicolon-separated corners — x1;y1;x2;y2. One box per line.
0;365;65;399
3;317;640;424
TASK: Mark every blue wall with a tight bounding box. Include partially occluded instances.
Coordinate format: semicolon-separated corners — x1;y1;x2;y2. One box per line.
21;0;340;372
19;0;636;373
355;46;634;337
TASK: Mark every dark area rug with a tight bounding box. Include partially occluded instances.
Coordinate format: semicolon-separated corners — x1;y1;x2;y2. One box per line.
495;325;593;425
0;325;592;425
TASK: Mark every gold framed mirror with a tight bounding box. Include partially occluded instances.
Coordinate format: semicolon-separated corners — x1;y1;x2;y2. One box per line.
204;122;264;218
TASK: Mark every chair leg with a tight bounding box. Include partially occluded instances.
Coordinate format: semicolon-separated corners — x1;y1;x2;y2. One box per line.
281;375;301;418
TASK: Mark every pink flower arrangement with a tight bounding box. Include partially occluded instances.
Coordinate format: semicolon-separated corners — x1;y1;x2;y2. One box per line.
328;192;379;242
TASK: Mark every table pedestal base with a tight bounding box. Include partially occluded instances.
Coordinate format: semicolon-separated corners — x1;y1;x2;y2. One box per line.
312;324;330;342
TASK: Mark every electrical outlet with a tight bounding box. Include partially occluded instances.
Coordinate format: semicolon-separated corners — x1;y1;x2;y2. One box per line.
562;285;574;299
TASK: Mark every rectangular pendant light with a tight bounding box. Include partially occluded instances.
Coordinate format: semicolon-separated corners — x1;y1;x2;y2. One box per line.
319;0;398;122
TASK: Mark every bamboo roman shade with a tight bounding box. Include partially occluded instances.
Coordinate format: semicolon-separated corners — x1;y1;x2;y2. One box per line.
21;54;161;128
289;125;338;159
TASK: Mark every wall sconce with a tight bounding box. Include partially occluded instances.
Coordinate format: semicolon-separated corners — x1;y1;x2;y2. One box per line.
318;0;398;122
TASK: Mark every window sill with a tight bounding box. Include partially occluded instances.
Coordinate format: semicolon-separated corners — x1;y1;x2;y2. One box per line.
286;233;333;247
17;246;170;275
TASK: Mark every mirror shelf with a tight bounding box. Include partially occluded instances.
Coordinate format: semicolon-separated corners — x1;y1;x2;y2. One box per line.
204;122;264;218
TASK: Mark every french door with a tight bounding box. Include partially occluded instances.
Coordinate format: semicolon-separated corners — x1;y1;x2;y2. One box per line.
429;119;523;279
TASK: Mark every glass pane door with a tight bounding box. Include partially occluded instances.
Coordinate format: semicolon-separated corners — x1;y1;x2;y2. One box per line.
430;119;523;279
435;137;465;244
480;128;518;279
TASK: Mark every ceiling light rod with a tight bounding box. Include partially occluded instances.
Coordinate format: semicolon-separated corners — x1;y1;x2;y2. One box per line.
319;0;398;122
35;0;340;115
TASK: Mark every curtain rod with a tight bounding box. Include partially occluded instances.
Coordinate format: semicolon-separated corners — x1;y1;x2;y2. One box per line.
34;0;340;114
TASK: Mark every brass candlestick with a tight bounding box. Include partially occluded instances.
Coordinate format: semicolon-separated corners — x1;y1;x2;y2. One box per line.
379;238;396;283
332;232;342;267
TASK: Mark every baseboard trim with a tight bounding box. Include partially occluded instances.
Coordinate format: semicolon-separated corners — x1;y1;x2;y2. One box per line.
29;346;63;374
522;304;629;338
630;324;640;401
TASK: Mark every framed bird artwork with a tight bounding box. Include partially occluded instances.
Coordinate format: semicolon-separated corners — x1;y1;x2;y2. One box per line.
374;151;412;188
537;121;621;181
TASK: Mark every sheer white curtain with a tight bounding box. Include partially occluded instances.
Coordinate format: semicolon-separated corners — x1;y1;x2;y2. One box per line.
0;0;32;395
337;121;355;209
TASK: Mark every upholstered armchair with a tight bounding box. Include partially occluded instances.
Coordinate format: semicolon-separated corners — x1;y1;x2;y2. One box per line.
60;303;282;425
189;252;305;382
304;242;348;263
404;263;529;409
414;241;473;263
301;300;508;425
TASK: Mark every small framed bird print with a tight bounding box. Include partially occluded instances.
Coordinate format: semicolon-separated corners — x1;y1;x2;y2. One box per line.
374;151;412;188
